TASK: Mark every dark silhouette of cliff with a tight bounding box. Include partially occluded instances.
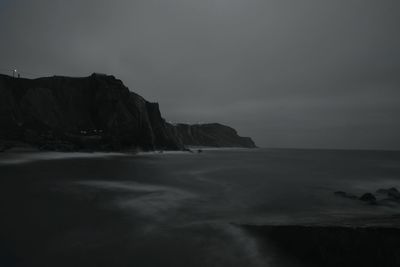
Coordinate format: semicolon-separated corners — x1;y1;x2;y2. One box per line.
0;73;256;151
174;123;256;148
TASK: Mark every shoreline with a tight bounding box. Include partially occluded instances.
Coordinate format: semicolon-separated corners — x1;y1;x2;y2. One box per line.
0;146;260;165
0;150;131;165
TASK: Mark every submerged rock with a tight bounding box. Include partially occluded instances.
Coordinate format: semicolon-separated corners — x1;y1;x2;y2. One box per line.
360;193;377;203
334;188;400;207
377;188;400;200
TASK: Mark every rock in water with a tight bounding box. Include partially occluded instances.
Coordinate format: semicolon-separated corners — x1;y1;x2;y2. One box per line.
387;188;400;199
360;193;377;203
377;188;400;200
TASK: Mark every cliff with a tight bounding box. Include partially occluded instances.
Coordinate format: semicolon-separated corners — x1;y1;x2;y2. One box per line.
0;73;256;151
174;123;256;148
0;73;184;151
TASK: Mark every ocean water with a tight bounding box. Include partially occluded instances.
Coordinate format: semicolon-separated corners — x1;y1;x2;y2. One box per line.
1;148;400;266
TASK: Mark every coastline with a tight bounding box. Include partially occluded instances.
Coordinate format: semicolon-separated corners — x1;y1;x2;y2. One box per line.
0;146;259;165
0;150;130;165
187;146;258;151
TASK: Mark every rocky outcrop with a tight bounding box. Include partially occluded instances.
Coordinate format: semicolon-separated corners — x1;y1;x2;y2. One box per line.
334;188;400;206
377;188;400;200
359;193;377;203
174;123;256;148
0;73;256;151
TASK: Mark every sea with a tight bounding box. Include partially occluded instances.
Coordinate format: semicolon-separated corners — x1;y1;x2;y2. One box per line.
1;148;400;266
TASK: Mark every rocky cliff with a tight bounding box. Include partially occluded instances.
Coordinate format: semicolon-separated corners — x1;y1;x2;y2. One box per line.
174;123;256;148
0;73;256;151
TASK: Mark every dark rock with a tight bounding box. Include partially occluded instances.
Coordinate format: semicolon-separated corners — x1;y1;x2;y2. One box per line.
377;188;400;200
360;193;377;203
0;73;180;151
174;123;256;148
145;102;183;150
197;149;203;153
388;188;400;199
377;189;388;194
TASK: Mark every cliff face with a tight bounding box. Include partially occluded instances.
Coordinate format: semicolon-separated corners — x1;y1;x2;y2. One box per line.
174;123;256;148
0;73;256;151
0;73;183;151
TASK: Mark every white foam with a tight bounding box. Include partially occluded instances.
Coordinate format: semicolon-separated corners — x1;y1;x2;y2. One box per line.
0;152;126;165
77;181;196;222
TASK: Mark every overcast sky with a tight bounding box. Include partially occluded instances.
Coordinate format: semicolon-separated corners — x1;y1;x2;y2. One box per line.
1;0;399;150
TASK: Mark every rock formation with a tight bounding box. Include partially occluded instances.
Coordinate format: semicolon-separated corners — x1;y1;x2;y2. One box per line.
174;123;256;148
0;73;256;151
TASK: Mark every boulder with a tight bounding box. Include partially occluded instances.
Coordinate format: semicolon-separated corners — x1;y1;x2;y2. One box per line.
359;193;377;203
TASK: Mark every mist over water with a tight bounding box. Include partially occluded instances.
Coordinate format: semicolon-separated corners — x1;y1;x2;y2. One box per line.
1;149;400;266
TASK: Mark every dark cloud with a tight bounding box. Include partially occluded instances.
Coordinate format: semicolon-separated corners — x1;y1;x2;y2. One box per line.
1;0;400;149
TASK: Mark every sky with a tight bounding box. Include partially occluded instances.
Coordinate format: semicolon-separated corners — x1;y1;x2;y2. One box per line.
1;0;399;150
